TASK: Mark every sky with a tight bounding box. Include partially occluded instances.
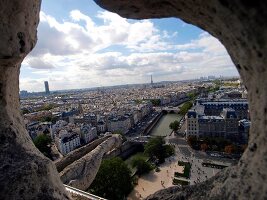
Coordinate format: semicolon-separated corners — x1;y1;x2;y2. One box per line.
20;0;238;92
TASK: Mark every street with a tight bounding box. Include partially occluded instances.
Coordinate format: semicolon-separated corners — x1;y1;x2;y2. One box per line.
166;133;236;185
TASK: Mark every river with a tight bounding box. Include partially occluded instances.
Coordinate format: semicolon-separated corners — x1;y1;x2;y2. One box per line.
150;113;183;136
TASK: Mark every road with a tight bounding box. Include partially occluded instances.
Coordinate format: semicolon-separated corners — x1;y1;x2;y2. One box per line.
166;133;236;185
126;111;160;139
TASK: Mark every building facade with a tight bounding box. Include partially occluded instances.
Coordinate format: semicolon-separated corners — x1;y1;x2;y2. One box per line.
97;120;106;133
196;99;249;120
44;81;50;95
186;108;239;141
107;115;131;134
56;130;80;155
80;124;97;144
238;119;251;144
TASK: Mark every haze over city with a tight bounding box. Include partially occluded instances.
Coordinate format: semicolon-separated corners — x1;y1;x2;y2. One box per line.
19;0;238;92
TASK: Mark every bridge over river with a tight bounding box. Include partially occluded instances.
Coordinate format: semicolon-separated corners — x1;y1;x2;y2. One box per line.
129;135;152;144
155;106;180;113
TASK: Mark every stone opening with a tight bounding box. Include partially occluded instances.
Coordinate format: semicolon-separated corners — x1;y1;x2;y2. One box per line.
0;0;267;199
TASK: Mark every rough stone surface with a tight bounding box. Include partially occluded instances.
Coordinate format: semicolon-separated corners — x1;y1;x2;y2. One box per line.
95;1;267;199
0;0;267;199
0;0;40;65
55;135;111;172
60;135;122;190
0;0;71;199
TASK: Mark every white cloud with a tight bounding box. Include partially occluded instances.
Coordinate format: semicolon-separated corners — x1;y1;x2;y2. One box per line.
33;11;173;55
174;32;227;54
20;10;237;91
23;57;55;69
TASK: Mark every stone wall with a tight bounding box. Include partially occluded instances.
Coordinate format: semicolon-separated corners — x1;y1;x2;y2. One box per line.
0;0;267;199
0;1;71;199
94;1;267;199
143;111;163;135
104;141;143;159
60;135;122;190
55;136;111;172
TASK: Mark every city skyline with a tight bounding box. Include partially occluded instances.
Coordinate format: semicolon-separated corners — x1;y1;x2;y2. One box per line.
20;75;238;94
19;0;238;92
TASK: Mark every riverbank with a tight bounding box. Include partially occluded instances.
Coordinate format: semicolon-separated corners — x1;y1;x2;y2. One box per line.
149;113;183;137
127;155;184;200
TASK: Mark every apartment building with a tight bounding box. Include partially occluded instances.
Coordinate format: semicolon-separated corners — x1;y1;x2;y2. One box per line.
55;130;80;155
186;107;240;141
80;124;97;144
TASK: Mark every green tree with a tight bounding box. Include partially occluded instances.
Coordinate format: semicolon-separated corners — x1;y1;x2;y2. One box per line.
164;144;175;157
150;99;161;106
169;120;180;132
131;154;153;175
44;104;54;110
179;102;193;115
213;79;221;86
40;116;52;122
89;157;133;200
209;85;220;92
134;99;142;104
188;92;197;101
33;134;52;159
22;108;30;114
37;103;54;111
144;137;166;163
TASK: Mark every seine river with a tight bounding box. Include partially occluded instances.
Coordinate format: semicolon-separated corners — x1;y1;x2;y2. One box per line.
150;113;183;136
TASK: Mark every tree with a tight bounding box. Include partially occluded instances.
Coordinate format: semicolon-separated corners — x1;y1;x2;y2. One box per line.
164;145;175;157
200;143;208;151
225;144;236;154
144;136;166;163
89;157;133;200
131;154;152;175
213;79;221;86
187;136;197;147
33;134;52;159
144;137;174;163
150;99;161;106
179;102;193;115
134;99;142;104
209;85;220;92
169;120;180;132
22;108;30;114
43;104;54;110
188;92;197;101
40;116;52;122
37;103;54;111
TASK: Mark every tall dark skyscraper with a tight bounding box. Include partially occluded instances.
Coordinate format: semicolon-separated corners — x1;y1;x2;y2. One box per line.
151;75;153;85
44;81;50;94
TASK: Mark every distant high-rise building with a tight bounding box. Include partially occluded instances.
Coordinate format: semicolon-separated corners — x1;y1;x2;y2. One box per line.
20;90;28;97
44;81;50;94
200;76;207;80
208;75;216;80
151;75;153;85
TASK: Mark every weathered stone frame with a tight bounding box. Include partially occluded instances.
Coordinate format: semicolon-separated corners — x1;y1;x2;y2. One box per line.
0;0;266;199
0;0;71;199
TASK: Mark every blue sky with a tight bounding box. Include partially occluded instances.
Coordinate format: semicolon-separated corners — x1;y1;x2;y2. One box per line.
20;0;238;92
